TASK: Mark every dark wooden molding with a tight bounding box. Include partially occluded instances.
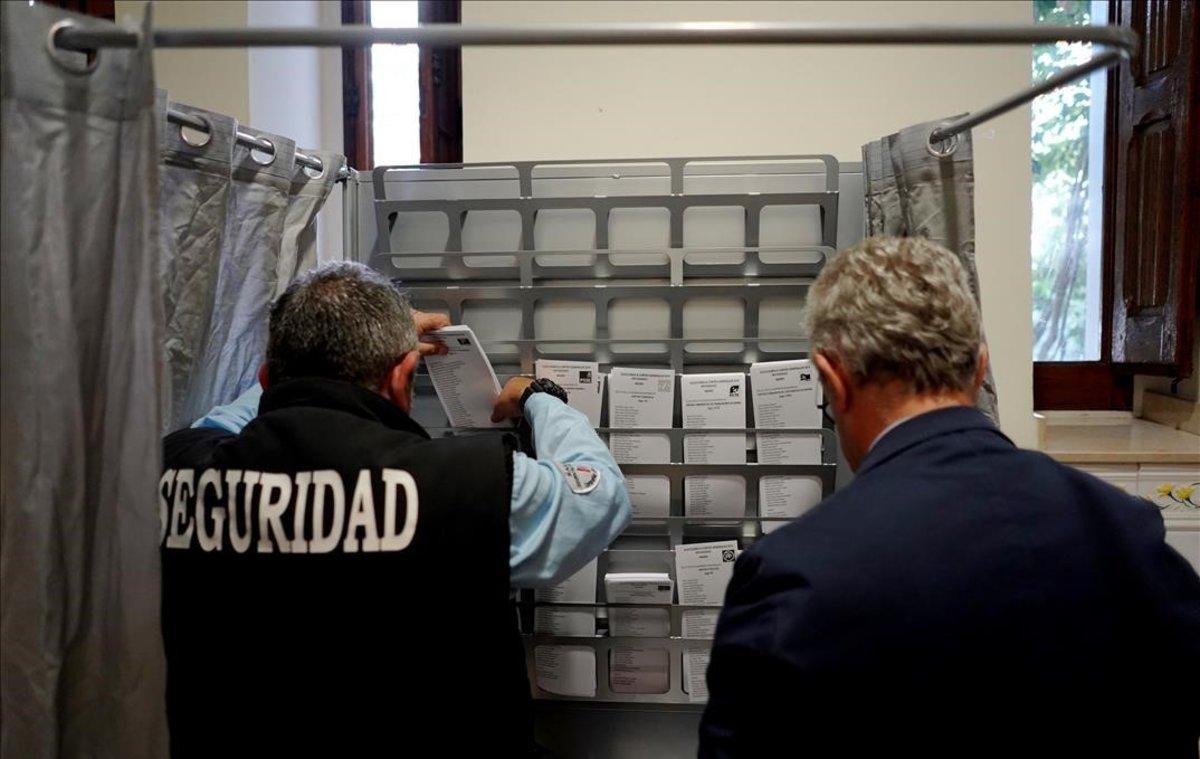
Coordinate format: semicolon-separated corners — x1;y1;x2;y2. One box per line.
1107;0;1198;376
38;0;114;20
341;0;373;171
418;0;463;163
1033;363;1134;411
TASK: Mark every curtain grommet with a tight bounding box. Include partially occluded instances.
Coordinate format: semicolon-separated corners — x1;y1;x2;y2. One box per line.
179;114;213;148
46;20;100;75
926;127;960;159
250;138;277;166
302;160;325;180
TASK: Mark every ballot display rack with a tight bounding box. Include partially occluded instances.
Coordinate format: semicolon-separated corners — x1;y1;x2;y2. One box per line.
361;155;840;707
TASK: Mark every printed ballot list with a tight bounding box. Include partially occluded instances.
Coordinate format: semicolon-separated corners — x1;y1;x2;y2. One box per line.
534;559;597;636
422;325;506;428
607;367;675;518
675;540;739;701
536;359;604;426
750;360;824;533
681;373;746;518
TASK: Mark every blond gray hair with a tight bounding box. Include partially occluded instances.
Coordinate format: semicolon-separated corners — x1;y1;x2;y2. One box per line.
804;236;982;394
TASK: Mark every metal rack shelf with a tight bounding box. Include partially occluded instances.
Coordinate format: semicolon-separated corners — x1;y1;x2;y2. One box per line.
361;155;840;708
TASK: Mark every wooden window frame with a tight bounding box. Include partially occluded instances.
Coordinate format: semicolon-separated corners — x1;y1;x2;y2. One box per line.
341;0;462;170
1034;0;1198;410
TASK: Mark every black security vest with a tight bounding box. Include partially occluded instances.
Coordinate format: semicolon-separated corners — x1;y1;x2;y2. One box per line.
160;378;529;757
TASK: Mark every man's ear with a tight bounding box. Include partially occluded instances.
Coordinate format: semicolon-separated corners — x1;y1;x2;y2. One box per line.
813;351;851;414
258;362;270;390
384;350;421;411
974;343;990;393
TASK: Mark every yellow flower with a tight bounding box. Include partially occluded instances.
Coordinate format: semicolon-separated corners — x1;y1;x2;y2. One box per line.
1173;485;1195;503
1155;483;1174;496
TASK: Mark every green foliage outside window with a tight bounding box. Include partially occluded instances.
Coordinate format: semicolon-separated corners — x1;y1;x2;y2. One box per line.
1031;0;1098;361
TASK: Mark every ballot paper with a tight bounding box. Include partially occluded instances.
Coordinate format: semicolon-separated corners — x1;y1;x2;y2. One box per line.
535;359;604;427
534;559;598;636
609;647;671;694
682;643;712;702
681;373;746;518
750;360;824;533
760;476;823;534
604;572;673;638
422;325;505;428
534;645;596;698
674;540;738;699
750;359;822;464
674;540;739;640
607;367;676;518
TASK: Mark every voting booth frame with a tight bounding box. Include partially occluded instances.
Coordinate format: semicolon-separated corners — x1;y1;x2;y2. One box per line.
342;155;846;709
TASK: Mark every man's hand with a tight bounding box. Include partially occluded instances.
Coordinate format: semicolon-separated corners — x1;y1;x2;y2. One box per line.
491;376;536;423
412;309;450;356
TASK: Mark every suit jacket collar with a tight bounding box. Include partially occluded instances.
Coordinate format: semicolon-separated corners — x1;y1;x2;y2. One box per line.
259;377;431;440
855;405;1011;477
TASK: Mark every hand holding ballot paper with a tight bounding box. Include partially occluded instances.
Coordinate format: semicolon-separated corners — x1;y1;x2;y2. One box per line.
422;325;509;428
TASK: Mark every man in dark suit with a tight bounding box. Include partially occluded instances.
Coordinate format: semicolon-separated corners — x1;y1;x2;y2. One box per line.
700;237;1200;757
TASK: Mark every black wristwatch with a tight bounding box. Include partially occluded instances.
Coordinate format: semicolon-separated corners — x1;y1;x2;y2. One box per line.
519;377;569;411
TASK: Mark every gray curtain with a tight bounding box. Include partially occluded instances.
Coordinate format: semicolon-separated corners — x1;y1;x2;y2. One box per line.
162;117;344;430
0;4;168;758
862;118;1000;423
160;98;236;431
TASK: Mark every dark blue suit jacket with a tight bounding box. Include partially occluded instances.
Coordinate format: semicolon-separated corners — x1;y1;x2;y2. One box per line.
701;407;1200;757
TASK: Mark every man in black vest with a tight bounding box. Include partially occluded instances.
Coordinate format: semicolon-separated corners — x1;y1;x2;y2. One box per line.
160;262;631;757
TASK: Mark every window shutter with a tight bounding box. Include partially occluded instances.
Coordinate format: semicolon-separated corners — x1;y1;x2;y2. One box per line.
1108;0;1198;374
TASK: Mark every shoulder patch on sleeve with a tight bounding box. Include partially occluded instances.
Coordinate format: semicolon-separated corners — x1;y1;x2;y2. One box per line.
555;461;602;495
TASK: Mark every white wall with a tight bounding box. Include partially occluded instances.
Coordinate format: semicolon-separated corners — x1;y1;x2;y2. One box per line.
462;0;1036;446
115;0;250;124
115;0;345;260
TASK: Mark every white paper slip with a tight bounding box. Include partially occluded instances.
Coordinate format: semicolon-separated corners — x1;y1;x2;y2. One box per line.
536;359;603;426
607;367;675;428
682;644;712;702
534;559;598;636
620;473;671;519
681;374;747;518
609;647;671;694
422;325;505;428
608;368;677;518
534;645;596;698
675;540;738;639
760;476;823;534
605;572;673;638
750;360;823;465
674;541;738;606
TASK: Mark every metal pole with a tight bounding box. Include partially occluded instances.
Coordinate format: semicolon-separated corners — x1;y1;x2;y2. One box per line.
53;22;1138;53
930;47;1127;143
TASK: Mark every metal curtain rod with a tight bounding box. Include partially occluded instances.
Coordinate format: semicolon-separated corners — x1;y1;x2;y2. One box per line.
165;108;348;180
54;22;1139;51
56;21;1139;147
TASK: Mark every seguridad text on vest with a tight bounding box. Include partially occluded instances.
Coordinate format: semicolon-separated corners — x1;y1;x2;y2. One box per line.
158;467;419;554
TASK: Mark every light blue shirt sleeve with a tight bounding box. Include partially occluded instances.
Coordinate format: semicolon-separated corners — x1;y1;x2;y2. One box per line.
191;384;262;434
509;393;632;589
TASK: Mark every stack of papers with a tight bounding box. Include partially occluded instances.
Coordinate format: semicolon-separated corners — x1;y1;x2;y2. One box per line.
674;540;739;703
422;325;506;428
534;559;597;637
609;647;670;694
535;359;604;426
534;645;596;698
604;572;673;637
681;373;747;518
607;367;675;518
750;360;824;533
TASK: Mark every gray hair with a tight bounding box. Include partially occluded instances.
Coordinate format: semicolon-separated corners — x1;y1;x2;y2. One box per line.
803;236;982;394
267;262;418;388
